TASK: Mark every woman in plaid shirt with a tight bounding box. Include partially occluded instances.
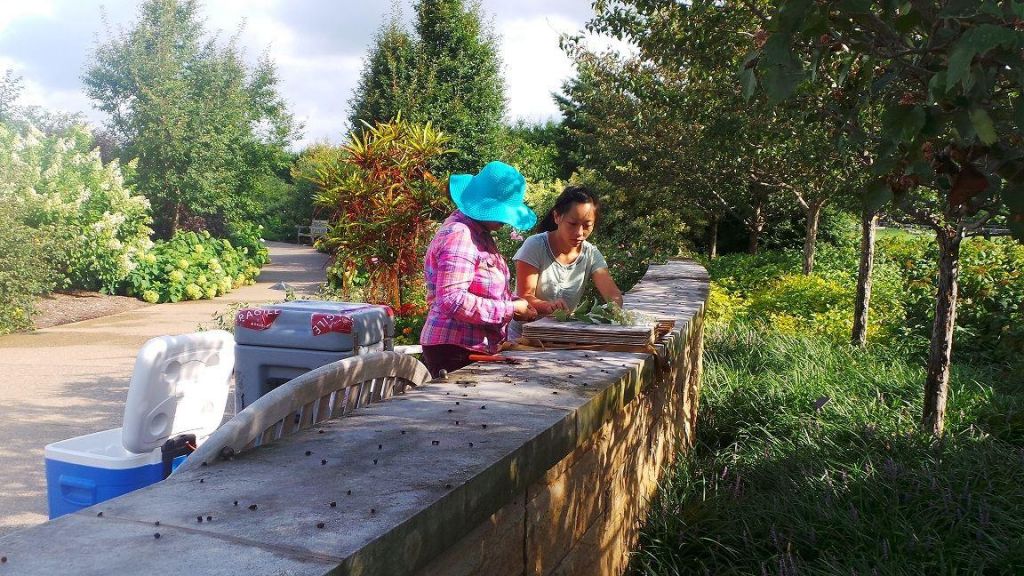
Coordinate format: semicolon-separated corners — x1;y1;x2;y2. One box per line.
420;161;538;377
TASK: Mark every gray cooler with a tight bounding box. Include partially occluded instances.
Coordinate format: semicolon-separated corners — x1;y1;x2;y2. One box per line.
233;301;394;410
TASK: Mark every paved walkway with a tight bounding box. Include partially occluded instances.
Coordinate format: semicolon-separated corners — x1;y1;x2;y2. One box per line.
0;241;329;536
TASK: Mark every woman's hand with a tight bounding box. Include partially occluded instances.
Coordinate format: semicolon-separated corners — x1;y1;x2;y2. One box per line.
534;299;568;316
512;298;538;322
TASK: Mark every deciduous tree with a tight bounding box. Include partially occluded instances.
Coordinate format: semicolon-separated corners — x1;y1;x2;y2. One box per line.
84;0;299;238
752;0;1024;435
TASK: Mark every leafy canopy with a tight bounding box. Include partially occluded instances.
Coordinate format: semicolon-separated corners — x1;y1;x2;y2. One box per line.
83;0;299;238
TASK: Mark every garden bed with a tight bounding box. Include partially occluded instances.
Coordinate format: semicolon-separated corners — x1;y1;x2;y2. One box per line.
31;290;150;330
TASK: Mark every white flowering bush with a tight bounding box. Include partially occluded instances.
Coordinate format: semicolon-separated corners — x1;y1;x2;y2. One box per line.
0;123;152;292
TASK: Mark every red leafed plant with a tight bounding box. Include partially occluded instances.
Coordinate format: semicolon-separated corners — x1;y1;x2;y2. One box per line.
299;116;452;308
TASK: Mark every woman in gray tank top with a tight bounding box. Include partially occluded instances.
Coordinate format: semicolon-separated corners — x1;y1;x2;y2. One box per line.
507;186;623;342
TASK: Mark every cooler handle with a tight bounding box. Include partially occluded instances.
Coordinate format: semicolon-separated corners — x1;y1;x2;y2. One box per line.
58;475;97;507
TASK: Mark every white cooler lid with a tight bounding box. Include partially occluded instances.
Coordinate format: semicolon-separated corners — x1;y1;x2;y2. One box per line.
121;331;234;454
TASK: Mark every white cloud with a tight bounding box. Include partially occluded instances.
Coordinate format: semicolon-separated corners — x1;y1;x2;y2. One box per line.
0;0;607;149
498;14;579;123
0;0;55;35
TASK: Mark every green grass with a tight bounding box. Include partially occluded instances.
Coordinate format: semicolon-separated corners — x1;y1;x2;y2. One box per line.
631;322;1024;575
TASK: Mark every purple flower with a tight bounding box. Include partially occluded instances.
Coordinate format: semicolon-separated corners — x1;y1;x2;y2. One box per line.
510;231;524;241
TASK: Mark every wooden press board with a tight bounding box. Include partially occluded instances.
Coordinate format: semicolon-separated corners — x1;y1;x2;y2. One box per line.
520;316;657;346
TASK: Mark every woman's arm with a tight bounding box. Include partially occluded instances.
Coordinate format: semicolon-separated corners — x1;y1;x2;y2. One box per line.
515;260;566;316
592;268;623;307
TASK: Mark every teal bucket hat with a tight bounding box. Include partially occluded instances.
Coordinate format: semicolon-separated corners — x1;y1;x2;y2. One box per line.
449;161;537;231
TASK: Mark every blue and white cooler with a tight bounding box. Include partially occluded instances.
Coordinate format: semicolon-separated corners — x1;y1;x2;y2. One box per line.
44;331;234;519
233;300;394;411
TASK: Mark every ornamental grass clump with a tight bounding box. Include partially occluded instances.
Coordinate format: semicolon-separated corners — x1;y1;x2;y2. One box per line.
632;322;1024;575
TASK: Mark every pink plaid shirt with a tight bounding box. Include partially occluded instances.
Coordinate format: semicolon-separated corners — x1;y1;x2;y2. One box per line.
420;211;515;354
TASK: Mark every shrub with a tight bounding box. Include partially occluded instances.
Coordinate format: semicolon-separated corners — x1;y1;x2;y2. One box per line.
0;123;152;293
301;118;451;308
705;282;748;326
747;273;854;340
877;232;1024;364
0;206;56;334
247;171;312;242
121;230;267;303
702;250;801;297
703;242;910;346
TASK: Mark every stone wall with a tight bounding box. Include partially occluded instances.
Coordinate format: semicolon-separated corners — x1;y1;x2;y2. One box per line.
0;260;708;576
416;266;707;576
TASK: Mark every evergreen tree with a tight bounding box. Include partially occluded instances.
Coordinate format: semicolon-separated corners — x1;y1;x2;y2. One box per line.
348;0;506;175
348;8;424;131
414;0;506;174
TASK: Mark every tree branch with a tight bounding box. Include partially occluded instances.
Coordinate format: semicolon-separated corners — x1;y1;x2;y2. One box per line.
900;201;944;234
737;0;770;26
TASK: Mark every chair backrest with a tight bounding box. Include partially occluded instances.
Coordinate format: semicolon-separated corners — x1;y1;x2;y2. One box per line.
174;351;429;473
310;219;330;235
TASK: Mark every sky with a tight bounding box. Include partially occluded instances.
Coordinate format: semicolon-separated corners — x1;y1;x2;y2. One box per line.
0;0;613;148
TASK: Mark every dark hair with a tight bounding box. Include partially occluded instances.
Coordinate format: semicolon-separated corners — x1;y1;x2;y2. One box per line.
535;186;600;233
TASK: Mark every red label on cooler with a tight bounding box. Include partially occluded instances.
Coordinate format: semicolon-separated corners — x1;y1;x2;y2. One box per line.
235;308;281;331
311;313;353;336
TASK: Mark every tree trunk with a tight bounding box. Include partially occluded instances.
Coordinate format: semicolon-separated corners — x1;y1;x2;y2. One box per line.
802;200;824;275
747;203;765;255
922;228;962;436
851;210;878;347
170;201;182;239
707;217;719;259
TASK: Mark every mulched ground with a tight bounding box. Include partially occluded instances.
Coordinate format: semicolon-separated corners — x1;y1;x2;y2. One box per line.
32;290;151;329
